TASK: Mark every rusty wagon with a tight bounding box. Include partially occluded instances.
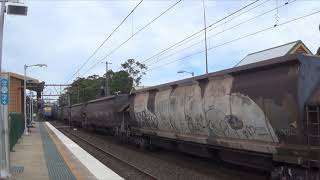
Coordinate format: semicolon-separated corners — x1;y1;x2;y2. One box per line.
60;54;320;179
130;54;320;179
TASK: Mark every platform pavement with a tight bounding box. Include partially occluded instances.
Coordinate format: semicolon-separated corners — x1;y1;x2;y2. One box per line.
10;121;50;180
8;121;122;180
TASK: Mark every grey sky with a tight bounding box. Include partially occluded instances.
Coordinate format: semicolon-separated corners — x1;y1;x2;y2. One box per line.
3;0;320;93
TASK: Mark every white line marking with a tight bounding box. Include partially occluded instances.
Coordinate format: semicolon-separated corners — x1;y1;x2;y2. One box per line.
45;122;124;180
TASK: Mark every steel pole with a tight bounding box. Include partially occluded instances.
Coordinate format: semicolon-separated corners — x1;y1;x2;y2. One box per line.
24;65;28;135
29;92;31;124
105;62;109;96
31;92;33;123
202;0;208;74
0;1;4;73
0;2;10;177
30;91;33;123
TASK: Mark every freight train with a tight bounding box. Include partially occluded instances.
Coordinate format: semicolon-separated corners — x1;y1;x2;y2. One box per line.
57;54;320;180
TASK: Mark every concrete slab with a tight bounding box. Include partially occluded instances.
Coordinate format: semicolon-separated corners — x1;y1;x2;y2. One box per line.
45;122;123;180
9;121;122;180
10;122;49;180
44;123;97;180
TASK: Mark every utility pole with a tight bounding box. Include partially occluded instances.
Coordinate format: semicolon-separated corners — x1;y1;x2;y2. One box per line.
104;61;112;96
0;2;27;178
0;6;6;177
202;0;208;74
317;24;320;55
29;91;32;124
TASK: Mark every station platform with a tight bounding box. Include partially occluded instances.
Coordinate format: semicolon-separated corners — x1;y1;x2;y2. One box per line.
9;121;123;180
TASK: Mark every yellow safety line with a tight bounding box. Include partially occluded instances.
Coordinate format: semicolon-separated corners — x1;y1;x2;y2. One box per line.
44;123;83;180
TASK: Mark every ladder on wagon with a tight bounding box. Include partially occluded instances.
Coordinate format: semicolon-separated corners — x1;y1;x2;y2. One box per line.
306;106;320;146
305;105;320;170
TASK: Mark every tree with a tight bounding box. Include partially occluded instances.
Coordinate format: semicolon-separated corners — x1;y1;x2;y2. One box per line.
62;75;104;105
59;59;147;105
121;59;147;86
108;70;133;94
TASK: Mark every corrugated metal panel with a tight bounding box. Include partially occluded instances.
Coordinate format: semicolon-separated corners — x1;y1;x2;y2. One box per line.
237;41;298;66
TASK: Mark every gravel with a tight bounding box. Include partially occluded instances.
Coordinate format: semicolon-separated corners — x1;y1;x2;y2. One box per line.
50;121;269;180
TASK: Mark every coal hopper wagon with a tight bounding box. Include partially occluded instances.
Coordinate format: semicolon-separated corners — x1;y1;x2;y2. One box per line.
59;54;320;179
129;54;320;179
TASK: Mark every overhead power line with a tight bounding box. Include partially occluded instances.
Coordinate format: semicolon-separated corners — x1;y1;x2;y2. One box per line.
139;0;261;65
66;0;144;83
80;0;183;77
146;9;320;72
145;0;295;67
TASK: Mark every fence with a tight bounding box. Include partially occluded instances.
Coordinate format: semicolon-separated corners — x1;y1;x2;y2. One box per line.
9;112;25;151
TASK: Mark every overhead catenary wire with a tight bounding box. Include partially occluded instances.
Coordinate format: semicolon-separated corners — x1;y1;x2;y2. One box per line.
143;0;274;69
142;0;273;66
139;0;261;65
145;9;320;72
145;0;296;67
79;0;183;77
65;0;144;83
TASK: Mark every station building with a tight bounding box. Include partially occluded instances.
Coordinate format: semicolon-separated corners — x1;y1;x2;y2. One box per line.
3;72;44;113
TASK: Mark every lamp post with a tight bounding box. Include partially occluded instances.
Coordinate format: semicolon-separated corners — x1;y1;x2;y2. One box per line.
317;24;320;56
29;91;33;124
177;70;194;77
0;2;27;178
24;64;47;135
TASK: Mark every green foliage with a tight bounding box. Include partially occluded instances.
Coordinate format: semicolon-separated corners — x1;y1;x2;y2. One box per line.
108;70;133;94
59;59;146;105
65;75;104;104
121;58;147;86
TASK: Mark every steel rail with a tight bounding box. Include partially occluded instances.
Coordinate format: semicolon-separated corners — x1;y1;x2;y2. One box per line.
59;128;160;180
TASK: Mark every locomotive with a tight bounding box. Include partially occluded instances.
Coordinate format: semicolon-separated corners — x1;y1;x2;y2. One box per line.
58;54;320;179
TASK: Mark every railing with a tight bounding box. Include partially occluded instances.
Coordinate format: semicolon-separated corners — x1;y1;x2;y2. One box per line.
9;112;25;151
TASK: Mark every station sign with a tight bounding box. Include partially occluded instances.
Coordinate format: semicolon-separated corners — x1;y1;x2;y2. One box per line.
1;79;8;105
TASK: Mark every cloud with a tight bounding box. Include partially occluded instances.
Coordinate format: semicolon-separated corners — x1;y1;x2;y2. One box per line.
3;0;320;90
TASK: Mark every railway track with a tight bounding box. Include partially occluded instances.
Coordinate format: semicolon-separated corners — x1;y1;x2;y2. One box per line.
58;127;160;180
52;121;268;180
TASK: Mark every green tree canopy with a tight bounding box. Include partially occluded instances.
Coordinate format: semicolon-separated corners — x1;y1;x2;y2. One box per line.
121;58;147;86
59;59;146;105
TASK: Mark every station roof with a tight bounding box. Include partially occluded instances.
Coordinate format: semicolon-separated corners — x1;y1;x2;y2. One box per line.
8;72;40;83
235;40;313;67
6;71;45;92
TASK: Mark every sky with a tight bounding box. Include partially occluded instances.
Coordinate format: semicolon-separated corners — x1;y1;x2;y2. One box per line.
3;0;320;98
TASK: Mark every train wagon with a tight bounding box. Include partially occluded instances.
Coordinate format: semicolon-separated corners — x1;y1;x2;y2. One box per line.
61;106;70;123
70;103;85;127
57;106;62;120
130;54;320;179
84;95;129;134
62;54;320;179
